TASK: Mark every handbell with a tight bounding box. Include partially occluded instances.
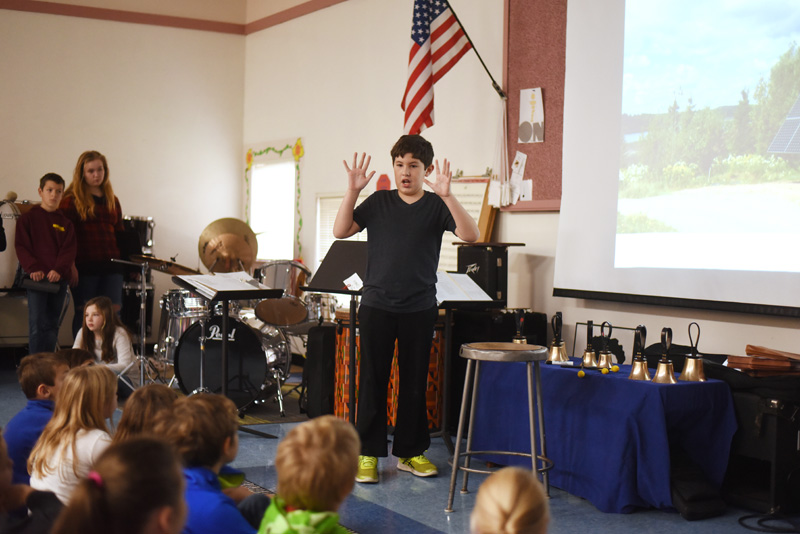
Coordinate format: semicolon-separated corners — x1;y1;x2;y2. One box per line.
679;322;706;382
628;325;651;381
580;320;598;368
512;309;527;344
547;312;569;363
629;359;652;381
680;356;706;382
596;321;614;370
548;341;569;362
652;327;678;384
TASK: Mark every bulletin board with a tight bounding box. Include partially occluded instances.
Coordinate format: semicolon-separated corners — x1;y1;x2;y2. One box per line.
501;0;566;212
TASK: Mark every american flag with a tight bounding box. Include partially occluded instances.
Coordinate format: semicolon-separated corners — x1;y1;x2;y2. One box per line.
401;0;472;135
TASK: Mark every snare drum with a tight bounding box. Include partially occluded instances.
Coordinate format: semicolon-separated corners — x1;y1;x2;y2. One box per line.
155;289;208;363
305;293;337;323
173;315;289;409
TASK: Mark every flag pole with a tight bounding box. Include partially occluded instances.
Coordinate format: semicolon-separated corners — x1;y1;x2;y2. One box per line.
448;1;507;100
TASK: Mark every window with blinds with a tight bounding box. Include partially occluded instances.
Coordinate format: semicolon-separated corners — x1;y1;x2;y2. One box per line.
315;195;368;271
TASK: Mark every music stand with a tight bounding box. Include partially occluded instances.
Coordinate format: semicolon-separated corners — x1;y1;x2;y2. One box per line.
172;276;282;438
301;240;368;424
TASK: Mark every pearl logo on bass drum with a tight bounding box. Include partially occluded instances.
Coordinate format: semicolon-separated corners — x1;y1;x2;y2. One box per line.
208;324;236;342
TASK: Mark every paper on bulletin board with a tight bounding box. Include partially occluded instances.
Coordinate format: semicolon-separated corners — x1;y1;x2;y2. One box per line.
518;87;544;143
509;151;527;204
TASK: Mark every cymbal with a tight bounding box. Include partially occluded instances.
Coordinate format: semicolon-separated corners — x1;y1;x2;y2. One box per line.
130;255;200;276
198;218;258;273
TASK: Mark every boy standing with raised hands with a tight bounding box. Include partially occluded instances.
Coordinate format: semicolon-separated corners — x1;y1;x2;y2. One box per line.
333;135;479;484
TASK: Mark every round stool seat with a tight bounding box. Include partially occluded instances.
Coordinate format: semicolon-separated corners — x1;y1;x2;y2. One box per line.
460;342;548;362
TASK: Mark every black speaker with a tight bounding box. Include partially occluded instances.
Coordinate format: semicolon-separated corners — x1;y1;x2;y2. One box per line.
303;325;337;418
457;245;508;303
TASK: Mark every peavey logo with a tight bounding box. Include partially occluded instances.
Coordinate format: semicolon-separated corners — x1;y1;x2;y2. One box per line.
466;263;480;275
208;325;236;341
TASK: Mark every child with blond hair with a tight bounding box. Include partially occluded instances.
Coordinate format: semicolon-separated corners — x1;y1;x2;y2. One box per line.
28;365;117;504
470;467;549;534
258;415;360;534
52;437;186;534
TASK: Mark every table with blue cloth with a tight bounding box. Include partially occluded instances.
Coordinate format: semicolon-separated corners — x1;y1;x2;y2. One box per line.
470;360;737;513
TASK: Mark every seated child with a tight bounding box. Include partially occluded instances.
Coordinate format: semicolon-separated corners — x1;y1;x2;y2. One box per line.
55;347;95;368
3;352;69;485
52;436;186;534
258;415;360;534
112;383;178;445
154;393;268;534
0;431;63;533
73;296;136;396
469;467;550;534
28;365;118;504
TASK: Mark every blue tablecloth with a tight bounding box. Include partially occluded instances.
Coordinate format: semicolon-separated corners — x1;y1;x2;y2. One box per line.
470;360;737;513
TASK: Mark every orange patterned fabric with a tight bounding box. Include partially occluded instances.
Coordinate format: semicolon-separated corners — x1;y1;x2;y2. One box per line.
334;320;443;429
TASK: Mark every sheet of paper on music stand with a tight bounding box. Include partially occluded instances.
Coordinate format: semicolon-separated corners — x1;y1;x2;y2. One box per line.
344;273;363;291
177;271;267;299
436;272;493;305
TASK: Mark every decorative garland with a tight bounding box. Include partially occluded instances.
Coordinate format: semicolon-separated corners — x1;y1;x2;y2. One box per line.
245;138;305;261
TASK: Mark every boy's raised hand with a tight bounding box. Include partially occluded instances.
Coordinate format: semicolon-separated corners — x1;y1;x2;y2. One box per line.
423;159;452;198
343;152;376;192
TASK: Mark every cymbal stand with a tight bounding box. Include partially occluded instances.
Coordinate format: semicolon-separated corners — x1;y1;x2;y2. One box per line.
112;258;159;389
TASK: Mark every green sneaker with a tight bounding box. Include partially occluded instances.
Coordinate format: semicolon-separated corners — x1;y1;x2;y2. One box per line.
356;455;378;484
397;454;438;477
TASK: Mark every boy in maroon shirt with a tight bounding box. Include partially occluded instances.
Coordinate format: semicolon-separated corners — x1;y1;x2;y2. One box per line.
15;174;76;354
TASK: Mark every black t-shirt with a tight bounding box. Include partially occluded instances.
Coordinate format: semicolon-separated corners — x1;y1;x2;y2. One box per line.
353;190;456;312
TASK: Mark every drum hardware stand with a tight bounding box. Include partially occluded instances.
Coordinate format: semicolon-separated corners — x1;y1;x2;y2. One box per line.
112;258;160;389
190;315;212;395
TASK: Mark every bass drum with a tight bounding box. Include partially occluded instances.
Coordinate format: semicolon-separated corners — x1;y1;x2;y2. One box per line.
173;315;289;409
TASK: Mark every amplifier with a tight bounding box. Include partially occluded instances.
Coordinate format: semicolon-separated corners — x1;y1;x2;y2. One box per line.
723;391;800;513
457;245;508;303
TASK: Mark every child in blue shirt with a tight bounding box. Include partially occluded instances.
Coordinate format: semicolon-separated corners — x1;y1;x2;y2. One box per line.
3;352;70;485
154;393;268;534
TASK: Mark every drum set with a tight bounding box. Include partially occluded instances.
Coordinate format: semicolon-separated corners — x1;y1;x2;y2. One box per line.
129;218;336;417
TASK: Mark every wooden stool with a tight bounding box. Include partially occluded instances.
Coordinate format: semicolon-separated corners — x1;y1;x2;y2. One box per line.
445;341;553;512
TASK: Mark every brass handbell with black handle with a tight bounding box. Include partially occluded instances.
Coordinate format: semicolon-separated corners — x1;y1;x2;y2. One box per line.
596;321;618;373
652;327;678;384
547;311;569;363
580;320;598;369
679;322;706;382
628;325;651;381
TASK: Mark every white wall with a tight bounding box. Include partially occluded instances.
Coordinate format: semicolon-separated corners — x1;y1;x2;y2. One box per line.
0;9;245;345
